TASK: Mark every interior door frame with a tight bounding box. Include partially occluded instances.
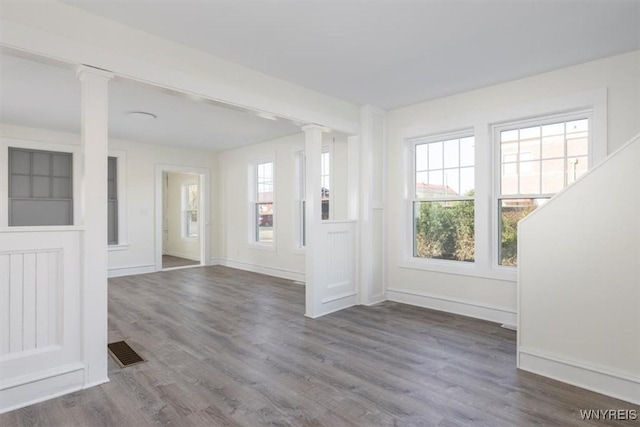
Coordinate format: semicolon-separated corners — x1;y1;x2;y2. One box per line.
155;164;210;271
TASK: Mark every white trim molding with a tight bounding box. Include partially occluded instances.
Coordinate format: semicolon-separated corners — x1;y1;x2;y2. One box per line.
0;364;85;414
107;264;156;278
221;259;305;283
387;288;517;325
518;348;640;405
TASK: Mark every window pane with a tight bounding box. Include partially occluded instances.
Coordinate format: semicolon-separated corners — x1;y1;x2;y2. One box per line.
32;152;51;176
52;154;71;177
10;175;30;198
428;170;443;187
443;139;459;168
416;144;428;171
520;125;540;140
10;150;30;174
501;172;518;195
33;176;51;198
541;159;564;193
416;171;429;198
499;198;548;266
459;137;474;167
542;122;564;137
541;135;564;159
567;136;588;157
428;141;443;169
444;169;459;195
520;137;540;161
52;177;71;199
518;161;540;194
414;201;474;262
257;202;274;243
460;167;474;196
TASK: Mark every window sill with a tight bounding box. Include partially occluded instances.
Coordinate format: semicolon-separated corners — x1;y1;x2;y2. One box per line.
398;258;517;282
108;243;130;252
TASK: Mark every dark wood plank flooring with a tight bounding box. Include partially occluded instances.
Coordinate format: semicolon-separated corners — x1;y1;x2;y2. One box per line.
2;266;638;426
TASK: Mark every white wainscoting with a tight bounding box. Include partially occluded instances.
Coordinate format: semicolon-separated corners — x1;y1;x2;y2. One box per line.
0;228;84;414
314;220;358;317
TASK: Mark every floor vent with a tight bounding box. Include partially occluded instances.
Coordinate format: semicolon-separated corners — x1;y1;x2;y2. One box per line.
108;341;145;367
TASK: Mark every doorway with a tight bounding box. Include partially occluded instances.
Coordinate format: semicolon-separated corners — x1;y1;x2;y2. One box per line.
156;165;209;271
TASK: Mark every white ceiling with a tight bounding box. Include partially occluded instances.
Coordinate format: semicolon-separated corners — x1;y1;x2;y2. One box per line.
63;0;640;109
0;52;302;150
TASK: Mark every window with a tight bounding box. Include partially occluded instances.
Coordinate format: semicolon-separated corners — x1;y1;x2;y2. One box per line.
253;161;274;244
8;147;73;226
297;151;306;248
108;156;118;244
184;183;199;238
321;150;330;220
497;116;589;266
412;134;475;262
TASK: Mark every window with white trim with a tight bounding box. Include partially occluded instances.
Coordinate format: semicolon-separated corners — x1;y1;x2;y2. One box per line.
412;133;475;262
496;114;590;266
107;156;118;244
183;183;199;238
8;147;73;226
252;161;274;244
321;150;330;220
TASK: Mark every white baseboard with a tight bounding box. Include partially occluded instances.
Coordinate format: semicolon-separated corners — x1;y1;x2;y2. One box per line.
0;364;85;414
164;250;200;262
108;264;156;278
518;348;640;405
220;259;305;282
306;293;357;319
363;292;387;306
387;288;517;325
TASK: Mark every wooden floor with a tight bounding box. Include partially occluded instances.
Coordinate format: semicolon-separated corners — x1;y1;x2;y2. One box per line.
2;266;638;426
162;254;200;269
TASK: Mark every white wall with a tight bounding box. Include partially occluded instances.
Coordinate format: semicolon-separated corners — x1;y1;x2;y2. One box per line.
163;172;200;261
518;133;640;404
385;50;640;323
218;133;306;281
0;124;215;277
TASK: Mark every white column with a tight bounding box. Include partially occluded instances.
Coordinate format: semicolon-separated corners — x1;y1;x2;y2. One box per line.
303;125;327;318
359;105;387;305
76;65;113;387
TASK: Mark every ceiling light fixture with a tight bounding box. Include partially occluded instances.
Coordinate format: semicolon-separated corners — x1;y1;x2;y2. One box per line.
127;111;157;120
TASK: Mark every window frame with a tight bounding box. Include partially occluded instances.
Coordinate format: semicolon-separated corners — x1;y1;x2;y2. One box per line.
399;88;607;281
107;149;128;251
491;110;593;270
248;157;276;249
405;129;477;273
0;138;81;229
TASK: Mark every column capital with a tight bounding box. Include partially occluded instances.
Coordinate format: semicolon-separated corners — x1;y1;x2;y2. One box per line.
302;124;331;134
76;65;114;81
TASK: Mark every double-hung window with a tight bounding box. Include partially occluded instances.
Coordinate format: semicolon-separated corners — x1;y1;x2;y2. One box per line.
412;133;475;262
496;115;590;266
252;160;274;244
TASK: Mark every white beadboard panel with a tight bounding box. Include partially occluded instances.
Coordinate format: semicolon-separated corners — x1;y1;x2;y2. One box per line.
0;250;61;357
8;254;23;354
0;229;82;388
315;221;357;316
0;255;10;356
